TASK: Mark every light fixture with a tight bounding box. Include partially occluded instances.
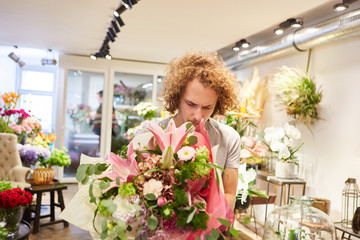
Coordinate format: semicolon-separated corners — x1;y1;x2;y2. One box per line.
90;54;97;60
111;20;120;33
333;0;358;11
108;27;117;39
41;49;57;66
8;46;25;67
105;54;112;60
232;39;250;51
274;18;303;35
115;16;125;27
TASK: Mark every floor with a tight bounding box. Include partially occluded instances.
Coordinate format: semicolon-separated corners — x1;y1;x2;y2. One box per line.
26;183;259;240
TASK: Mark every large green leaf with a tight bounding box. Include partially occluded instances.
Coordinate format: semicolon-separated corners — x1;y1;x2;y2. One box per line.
146;215;159;230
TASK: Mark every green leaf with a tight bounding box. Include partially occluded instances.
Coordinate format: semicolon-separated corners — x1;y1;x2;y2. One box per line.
186;122;193;130
145;193;157;201
145;168;161;174
94;163;108;175
196;237;201;240
100;231;108;240
101;199;117;214
146;215;158;230
101;218;107;231
76;164;88;182
116;177;120;185
81;176;89;185
186;207;196;223
89;179;96;203
87;165;95;175
229;227;239;237
217;218;230;227
100;181;110;190
243;216;251;224
211;228;220;239
188;135;198;145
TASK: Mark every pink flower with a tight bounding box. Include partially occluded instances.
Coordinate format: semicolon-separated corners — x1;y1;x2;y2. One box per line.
157;196;167;207
231;120;237;126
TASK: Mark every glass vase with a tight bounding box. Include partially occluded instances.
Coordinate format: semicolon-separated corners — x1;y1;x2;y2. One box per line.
0;206;24;238
33;168;55;184
263;196;336;240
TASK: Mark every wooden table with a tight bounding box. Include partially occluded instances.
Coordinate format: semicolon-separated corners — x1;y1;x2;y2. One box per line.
24;182;69;234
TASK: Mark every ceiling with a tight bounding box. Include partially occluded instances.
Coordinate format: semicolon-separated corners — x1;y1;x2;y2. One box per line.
0;0;342;64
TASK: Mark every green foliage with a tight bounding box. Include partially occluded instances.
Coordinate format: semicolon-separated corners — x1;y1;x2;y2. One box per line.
0;180;12;193
98;199;117;217
173;187;188;207
146;214;158;230
117;183;136;198
76;163;108;184
0;118;15;134
39;147;72;168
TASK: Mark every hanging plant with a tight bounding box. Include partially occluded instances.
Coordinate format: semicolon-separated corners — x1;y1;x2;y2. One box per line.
273;66;322;126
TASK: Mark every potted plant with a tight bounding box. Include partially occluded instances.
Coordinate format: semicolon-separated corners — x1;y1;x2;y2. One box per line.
264;123;304;178
33;147;71;184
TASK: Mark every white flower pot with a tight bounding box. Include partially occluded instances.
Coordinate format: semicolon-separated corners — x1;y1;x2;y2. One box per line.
275;161;297;179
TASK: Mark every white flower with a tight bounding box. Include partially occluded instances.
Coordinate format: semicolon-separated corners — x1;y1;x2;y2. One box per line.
177;146;195;161
278;145;290;159
270;139;285;152
264;127;285;142
283;136;294;147
284;122;301;139
112;195;137;223
143;179;163;198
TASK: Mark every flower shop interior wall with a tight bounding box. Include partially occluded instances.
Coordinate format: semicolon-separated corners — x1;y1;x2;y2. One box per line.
234;35;360;223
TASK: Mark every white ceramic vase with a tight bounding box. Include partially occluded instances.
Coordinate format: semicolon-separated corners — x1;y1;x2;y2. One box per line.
275;161;297;179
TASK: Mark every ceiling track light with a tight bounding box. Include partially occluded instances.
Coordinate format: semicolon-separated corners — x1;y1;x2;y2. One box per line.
232;39;250;51
111;20;120;33
90;1;141;61
274;18;303;35
8;46;25;67
41;49;57;66
333;0;358;11
115;16;125;27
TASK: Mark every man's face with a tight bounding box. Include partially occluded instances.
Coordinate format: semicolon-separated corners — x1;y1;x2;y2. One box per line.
174;79;218;128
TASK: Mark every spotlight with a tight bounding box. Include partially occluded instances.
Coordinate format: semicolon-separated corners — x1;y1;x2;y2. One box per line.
41;49;57;66
333;0;357;11
108;27;117;39
232;39;250;51
115;16;125;27
274;18;303;35
111;20;120;33
114;5;127;17
105;54;112;60
8;47;25;67
121;0;131;9
90;54;97;60
334;3;348;11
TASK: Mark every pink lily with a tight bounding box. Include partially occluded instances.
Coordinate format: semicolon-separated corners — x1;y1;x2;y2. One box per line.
97;146;138;192
148;119;193;153
148;119;193;169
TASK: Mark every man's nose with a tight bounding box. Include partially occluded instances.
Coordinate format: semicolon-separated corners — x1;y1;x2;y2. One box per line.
193;108;203;122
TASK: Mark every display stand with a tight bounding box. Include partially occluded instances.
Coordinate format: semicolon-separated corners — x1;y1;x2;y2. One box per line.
335;222;360;239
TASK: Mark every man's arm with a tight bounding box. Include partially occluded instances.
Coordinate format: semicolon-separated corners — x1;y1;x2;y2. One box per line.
222;167;238;210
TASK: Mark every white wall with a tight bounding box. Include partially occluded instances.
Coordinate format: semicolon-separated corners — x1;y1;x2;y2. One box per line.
235;35;360;221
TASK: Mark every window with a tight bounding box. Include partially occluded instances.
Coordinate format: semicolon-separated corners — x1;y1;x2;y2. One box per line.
17;66;57;132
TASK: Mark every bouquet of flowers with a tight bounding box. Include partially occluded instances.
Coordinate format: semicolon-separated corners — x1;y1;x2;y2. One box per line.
74;119;237;239
17;143;51;167
0;181;33;237
264;123;303;163
133;102;158;120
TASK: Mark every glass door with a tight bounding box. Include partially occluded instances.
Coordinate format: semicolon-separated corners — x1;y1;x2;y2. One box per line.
63;69;105;178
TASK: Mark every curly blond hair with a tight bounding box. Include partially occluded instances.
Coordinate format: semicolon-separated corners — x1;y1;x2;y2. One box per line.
160;51;240;116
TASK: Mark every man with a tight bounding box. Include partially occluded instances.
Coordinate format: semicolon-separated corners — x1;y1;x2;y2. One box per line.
160;51;241;209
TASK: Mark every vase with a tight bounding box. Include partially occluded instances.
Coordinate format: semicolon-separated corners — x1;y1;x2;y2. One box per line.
33;168;55;184
0;206;24;238
263;196;336;240
275;160;297;179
